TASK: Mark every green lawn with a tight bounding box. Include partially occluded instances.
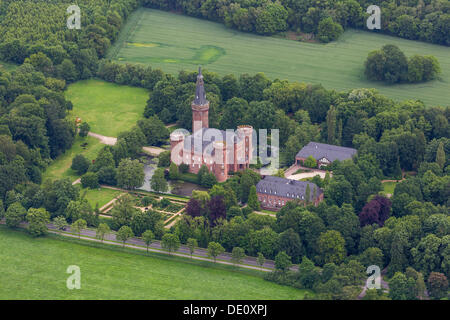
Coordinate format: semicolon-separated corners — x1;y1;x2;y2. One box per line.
382;181;397;195
42;136;103;183
66;79;149;137
81;187;123;209
0;227;309;299
108;8;450;107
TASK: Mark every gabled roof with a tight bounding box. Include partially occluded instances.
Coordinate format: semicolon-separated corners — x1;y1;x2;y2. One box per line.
256;176;322;202
296;142;357;162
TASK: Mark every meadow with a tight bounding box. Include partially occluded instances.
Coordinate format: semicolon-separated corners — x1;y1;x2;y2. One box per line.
81;187;123;209
107;8;450;107
0;227;310;300
42;135;103;183
65;79;149;137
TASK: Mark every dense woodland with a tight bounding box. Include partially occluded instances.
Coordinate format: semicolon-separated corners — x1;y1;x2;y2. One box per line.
142;0;450;45
0;0;448;300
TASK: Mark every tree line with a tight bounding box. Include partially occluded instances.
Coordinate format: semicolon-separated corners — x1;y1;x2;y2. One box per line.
142;0;450;45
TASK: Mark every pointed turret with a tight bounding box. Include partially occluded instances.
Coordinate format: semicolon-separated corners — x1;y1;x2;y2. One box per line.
194;67;208;106
192;66;210;133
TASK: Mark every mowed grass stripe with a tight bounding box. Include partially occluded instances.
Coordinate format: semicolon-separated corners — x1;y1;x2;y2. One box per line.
110;8;449;107
0;227;309;299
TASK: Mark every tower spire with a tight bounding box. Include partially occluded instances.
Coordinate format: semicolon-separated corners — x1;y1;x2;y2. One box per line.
194;66;208;106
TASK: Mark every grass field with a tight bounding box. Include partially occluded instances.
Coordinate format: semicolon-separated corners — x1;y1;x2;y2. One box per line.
382;181;397;195
107;8;450;107
0;227;309;299
81;187;123;209
66;79;149;137
42;136;103;183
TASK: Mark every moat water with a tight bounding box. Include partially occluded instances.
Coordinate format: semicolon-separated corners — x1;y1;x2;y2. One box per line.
138;156;207;196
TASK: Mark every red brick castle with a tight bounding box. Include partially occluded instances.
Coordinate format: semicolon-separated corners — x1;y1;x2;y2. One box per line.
170;67;254;182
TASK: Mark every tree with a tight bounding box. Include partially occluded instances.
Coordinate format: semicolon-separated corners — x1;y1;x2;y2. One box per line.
326;105;337;144
59;59;78;82
436;141;445;170
274;251;292;271
247;185;260;210
169;162;179;180
71;154;90;175
0;200;4;220
207;241;225;263
53;216;68;234
5;202;26;228
137;116;169;146
151;168;168;192
317;230;346;265
26;208;50;237
411;234;442;277
81;172;99;189
110;194;138;229
365;45;408;83
325;175;353;207
359;247;384;268
304;155;317;168
186;198;203;218
201;172;217;188
279;228;304;264
157;151;171;167
231;247;246;265
96;223;110;243
219;97;248;130
116;158;145;190
359;195;392;227
161;233;180;255
207;195;226;226
72;219;87;239
117;225;134;247
427;272;448;300
187;238;198;258
317;17;344;43
257;252;266;268
407;55;441;82
142;230;154;252
79;122;90;137
389;272;416;300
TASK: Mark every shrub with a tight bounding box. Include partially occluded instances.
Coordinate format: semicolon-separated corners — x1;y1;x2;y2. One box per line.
81;172;99;189
71;154;90;175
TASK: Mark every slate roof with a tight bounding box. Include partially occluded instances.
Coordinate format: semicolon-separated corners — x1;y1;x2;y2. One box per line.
296;142;357;162
193;67;208;106
183;128;243;155
256;176;322;202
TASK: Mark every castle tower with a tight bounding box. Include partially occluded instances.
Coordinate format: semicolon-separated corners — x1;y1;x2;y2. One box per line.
170;131;185;165
192;67;209;134
237;125;253;168
213;141;228;182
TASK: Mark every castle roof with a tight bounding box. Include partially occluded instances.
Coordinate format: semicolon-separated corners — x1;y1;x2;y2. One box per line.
193;67;208;106
296;142;357;162
256;176;322;202
183;128;243;155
